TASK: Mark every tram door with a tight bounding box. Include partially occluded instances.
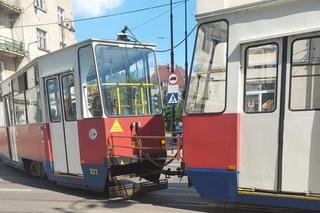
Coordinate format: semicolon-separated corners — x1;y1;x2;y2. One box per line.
4;95;18;162
45;73;82;175
240;39;283;191
281;34;320;195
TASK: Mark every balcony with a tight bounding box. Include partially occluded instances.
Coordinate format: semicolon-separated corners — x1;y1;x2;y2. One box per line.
0;35;24;58
0;0;21;14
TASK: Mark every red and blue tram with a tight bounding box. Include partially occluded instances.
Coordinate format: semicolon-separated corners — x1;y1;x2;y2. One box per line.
0;39;167;194
183;0;320;210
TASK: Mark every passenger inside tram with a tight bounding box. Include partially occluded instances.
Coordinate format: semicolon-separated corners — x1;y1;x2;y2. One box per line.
90;96;103;117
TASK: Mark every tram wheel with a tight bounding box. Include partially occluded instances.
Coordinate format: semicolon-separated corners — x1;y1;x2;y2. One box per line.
30;161;46;178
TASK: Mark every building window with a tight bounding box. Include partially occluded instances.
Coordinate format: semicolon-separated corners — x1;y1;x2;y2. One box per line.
0;61;4;82
35;0;45;10
37;28;47;50
57;6;65;25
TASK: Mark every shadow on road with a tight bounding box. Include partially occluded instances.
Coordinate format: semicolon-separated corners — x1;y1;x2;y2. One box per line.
0;162;313;213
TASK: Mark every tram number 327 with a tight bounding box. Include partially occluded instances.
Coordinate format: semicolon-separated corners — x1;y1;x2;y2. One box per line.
89;168;99;176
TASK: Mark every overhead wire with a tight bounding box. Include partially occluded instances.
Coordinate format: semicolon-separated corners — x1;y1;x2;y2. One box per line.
131;0;188;31
127;25;197;53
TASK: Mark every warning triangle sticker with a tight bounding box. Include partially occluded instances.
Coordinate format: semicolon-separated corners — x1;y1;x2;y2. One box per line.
168;94;178;104
110;119;123;133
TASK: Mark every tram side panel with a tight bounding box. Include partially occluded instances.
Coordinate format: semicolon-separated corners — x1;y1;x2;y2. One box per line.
37;46;85;178
0;127;10;160
0;98;9;161
183;0;320;210
15;124;52;169
183;21;240;200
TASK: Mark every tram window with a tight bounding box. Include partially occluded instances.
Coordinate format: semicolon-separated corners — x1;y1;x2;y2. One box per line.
62;74;77;121
0;90;4;127
185;20;228;114
14;93;27;125
13;73;27;95
244;44;278;113
13;74;27;125
26;66;42;124
26;86;42;124
95;45;162;117
26;65;39;88
78;45;102;118
47;79;62;123
290;37;320;110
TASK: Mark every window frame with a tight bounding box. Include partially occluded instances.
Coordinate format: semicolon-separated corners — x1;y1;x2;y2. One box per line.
0;88;4;127
61;74;77;122
289;35;320;112
12;73;28;126
25;65;42;124
77;44;103;120
185;19;229;115
37;28;48;51
243;42;280;114
94;44;163;118
0;61;4;82
46;78;62;123
34;0;46;12
57;6;65;25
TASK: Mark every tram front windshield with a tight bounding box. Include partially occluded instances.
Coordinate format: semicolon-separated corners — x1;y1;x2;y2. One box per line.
95;45;162;117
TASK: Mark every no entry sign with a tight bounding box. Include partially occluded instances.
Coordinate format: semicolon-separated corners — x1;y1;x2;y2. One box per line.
168;73;177;85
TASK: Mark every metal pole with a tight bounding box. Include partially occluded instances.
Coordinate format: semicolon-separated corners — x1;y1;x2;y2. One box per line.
170;0;176;133
184;0;188;88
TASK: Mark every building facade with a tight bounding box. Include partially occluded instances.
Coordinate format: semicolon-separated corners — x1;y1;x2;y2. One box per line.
0;0;75;82
197;0;265;14
157;65;185;90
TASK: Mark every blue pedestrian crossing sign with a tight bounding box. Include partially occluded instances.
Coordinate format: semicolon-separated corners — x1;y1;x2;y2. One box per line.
167;93;179;106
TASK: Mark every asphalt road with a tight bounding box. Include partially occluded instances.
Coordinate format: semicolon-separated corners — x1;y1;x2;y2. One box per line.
0;160;303;213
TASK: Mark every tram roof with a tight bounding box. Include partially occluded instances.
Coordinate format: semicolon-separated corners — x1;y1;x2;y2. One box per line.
195;0;293;20
1;38;156;82
30;38;156;63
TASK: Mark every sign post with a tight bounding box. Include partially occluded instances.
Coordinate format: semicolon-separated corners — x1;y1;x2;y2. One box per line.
169;0;176;134
167;84;179;107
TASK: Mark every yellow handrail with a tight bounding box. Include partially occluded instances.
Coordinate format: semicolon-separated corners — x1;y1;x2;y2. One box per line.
101;82;154;87
140;87;145;114
116;87;121;115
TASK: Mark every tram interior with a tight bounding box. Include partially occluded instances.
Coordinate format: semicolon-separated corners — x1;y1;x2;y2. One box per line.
79;45;162;118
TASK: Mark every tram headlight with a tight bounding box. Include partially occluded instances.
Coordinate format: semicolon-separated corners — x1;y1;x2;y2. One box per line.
161;139;166;146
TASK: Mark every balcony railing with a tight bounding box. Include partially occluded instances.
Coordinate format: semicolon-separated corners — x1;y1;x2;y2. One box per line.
0;35;24;56
0;0;21;13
